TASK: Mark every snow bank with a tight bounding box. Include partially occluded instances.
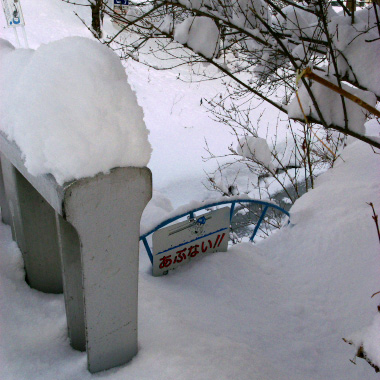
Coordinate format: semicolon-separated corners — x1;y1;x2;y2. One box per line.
234;0;271;30
0;38;15;54
0;37;151;184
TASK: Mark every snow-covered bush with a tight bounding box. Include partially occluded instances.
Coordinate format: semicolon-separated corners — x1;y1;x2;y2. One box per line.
89;0;379;148
69;0;380;241
203;95;344;205
72;0;379;208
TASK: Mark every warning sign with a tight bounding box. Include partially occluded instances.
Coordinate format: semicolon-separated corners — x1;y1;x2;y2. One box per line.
152;207;230;276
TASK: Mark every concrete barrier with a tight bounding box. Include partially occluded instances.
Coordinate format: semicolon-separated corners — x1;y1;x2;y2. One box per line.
0;131;152;373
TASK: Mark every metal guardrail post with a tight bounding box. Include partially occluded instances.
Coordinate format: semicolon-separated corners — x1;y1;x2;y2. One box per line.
229;201;236;222
250;205;269;242
142;236;154;264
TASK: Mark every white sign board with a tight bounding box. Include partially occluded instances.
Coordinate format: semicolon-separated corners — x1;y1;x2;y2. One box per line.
114;0;129;6
112;0;129;29
1;0;25;28
152;207;230;276
114;0;128;14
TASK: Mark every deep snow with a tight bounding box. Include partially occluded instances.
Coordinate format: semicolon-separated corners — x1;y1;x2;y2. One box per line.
1;140;379;380
0;1;379;379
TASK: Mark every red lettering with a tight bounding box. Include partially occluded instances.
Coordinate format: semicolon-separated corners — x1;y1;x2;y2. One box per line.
213;235;221;248
201;240;212;253
159;255;172;269
175;248;187;263
188;244;200;258
217;233;226;247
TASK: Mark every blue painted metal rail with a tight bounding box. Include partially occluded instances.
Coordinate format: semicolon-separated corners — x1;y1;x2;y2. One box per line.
140;199;290;264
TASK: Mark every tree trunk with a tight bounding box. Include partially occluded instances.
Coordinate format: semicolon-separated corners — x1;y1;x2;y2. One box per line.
90;0;104;39
346;0;356;23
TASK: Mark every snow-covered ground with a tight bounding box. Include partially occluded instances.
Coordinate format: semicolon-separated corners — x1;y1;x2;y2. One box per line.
0;1;379;379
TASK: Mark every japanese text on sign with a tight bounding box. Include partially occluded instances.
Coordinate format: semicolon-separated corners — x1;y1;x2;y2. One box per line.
158;233;226;270
152;207;230;276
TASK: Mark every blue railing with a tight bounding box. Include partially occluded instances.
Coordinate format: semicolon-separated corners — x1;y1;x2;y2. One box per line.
140;199;290;264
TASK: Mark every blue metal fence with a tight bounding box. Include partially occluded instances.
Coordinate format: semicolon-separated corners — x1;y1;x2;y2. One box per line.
140;199;290;264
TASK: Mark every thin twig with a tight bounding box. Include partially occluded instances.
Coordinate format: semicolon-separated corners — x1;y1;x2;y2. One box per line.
367;202;380;244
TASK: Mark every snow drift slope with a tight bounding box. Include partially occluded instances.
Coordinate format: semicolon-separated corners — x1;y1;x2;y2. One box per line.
0;141;379;380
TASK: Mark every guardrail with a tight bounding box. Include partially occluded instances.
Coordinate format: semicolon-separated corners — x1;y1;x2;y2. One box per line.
140;198;290;264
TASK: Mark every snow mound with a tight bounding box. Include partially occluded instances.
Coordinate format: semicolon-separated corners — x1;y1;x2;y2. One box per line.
0;37;151;185
237;136;273;168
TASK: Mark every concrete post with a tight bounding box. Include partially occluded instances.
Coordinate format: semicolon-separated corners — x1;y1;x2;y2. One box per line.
0;156;11;225
0;133;152;372
1;155;23;243
56;214;86;351
60;167;151;373
0;155;63;293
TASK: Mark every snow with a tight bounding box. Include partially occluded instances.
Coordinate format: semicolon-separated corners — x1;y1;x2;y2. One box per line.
288;73;377;134
174;16;219;59
366;118;380;139
124;62;238;208
158;14;174;34
279;4;319;39
349;313;380;369
329;5;380;98
178;0;209;11
235;0;271;30
236;136;273;168
0;37;151;185
1;139;379;380
0;1;380;379
271;137;301;169
0;37;14;53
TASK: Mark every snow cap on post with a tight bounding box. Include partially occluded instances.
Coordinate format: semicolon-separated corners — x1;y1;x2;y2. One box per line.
0;37;151;185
